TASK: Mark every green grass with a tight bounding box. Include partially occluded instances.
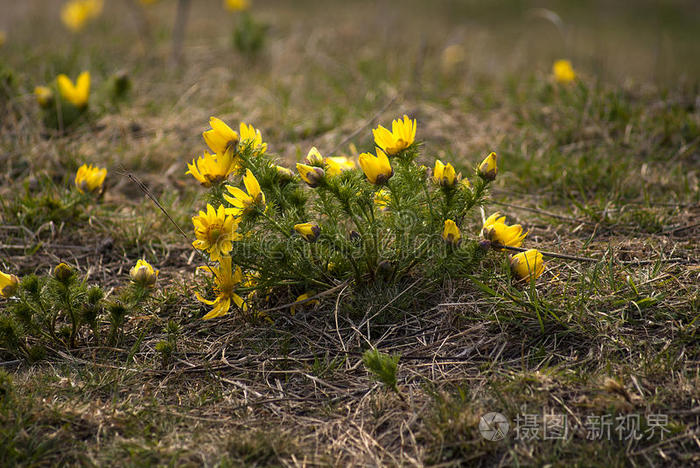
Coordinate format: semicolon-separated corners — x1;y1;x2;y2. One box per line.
1;0;699;465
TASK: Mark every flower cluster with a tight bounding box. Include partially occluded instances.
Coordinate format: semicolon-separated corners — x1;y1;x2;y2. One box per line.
185;113;546;320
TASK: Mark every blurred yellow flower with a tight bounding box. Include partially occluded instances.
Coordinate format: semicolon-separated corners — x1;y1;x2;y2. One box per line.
0;270;19;298
290;292;319;316
139;0;160;5
75;163;106;194
510;249;544;281
477;152;497;181
433;159;459;187
57;71;90;108
224;0;250;11
239;122;267;154
373;188;390;210
223;169;265;216
553;59;576;84
203;117;239;155
296;163;325;188
274;164;294;180
186;149;239;187
372;115;416;155
441;44;465;73
61;0;103;32
482;212;527;249
195;256;247;319
130;259;159;287
325;156;356;177
359;148;393;185
34;86;54;108
294;222;320;242
442;219;461;244
192;204;241;262
305;147;324;165
0;30;6;48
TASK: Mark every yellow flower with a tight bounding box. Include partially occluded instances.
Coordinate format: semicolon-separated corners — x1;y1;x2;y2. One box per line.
192;204;241;262
130;259;159;287
224;0;250;12
553;59;576;84
34;86;54;108
203;117;239;156
296;163;325;188
0;270;19;298
325;156;356;177
57;71;90;108
477;152;497;181
75;163;106;194
482;212;527;249
274;165;294;180
294;222;320;242
373;188;390;210
372;115;416;155
305;147;324;165
61;0;103;32
0;30;6;48
358;148;393;185
510;249;545;281
186;149;239;187
139;0;160;5
223;169;265;216
239;122;267;154
290;292;319;316
195;256;247;319
442;219;461;244
433;159;459;187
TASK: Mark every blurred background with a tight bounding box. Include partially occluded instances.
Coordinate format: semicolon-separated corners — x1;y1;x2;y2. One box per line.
1;0;698;198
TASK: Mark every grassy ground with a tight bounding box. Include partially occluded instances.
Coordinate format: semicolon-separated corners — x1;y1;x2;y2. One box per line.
1;0;699;465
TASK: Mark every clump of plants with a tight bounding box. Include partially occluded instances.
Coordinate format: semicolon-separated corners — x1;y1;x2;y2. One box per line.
225;0;267;55
0;259;158;361
184;114;546;320
33;70;132;131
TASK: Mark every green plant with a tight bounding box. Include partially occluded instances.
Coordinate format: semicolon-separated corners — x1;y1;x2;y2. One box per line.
233;12;267;55
188;116;498;320
0;261;156;360
362;348;402;397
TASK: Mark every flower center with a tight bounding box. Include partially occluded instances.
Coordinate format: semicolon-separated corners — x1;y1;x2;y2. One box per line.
207;224;224;243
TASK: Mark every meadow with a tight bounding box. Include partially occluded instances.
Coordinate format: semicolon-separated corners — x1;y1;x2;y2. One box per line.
0;0;699;466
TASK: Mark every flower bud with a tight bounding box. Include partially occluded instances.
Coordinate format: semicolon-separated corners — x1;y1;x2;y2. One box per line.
433;160;460;187
275;165;294;181
477;152;498;181
0;271;19;298
34;86;54;108
294;223;321;242
296;163;325;188
442;219;461;245
129;259;159;287
53;263;74;283
305;147;324;165
510;249;545;282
